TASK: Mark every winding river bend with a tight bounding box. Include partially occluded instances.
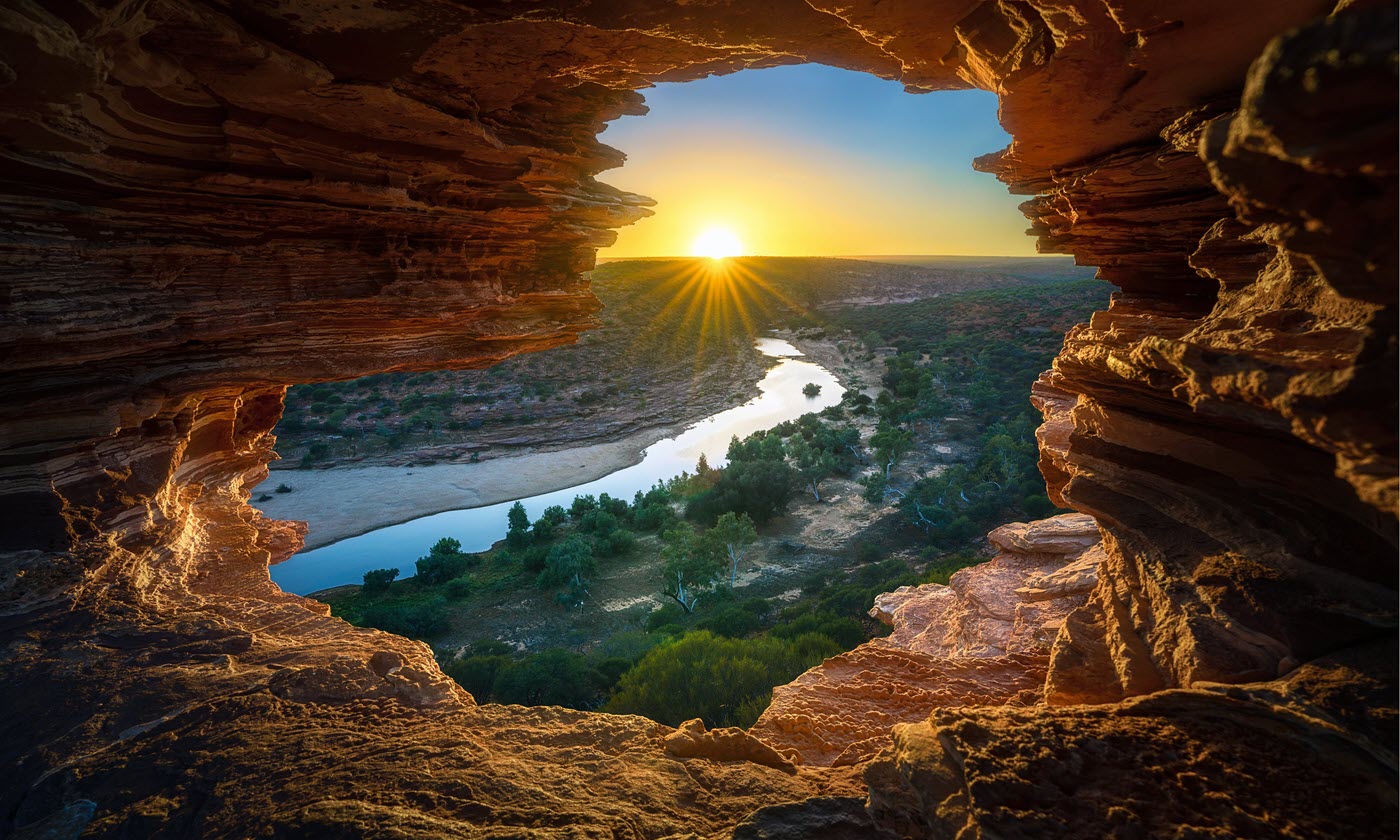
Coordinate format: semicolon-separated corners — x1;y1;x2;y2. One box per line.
271;338;843;594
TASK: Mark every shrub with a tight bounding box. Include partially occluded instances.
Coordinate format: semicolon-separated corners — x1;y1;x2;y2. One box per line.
694;604;765;638
686;459;796;525
471;639;515;657
603;631;840;728
595;528;635;558
537;535;595;593
517;543;550;573
444;654;510;700
631;502;676;532
491;649;601;708
569;494;598;519
445;577;474;599
360;599;449;640
597;493;630;518
415;537;471;585
362;568;398;594
531;516;557;542
578;509;620;536
802;382;821;397
540;505;568;525
770;611;866;649
645;603;687;633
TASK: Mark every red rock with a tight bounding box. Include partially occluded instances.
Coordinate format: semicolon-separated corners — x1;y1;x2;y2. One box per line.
0;1;1393;836
751;515;1104;766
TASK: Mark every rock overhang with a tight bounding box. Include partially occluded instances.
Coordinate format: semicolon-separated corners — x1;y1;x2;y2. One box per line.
0;1;1395;836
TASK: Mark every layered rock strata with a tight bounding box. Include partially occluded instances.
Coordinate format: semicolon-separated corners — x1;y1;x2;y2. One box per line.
0;0;1395;837
751;514;1103;767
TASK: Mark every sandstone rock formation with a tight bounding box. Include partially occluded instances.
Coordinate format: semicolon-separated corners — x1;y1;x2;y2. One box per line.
1;0;1395;837
750;514;1103;767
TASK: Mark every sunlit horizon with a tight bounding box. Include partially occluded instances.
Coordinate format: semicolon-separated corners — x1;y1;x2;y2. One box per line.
692;226;745;259
598;65;1037;260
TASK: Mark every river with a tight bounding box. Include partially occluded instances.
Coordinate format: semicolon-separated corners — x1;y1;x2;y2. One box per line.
270;337;843;594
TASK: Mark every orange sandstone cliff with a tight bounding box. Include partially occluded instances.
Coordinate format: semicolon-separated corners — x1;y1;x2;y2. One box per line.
0;1;1394;837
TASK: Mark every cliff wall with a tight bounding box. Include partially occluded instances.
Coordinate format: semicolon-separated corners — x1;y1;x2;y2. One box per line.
0;1;1393;836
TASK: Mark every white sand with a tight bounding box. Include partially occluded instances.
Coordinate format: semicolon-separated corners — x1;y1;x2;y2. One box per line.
254;433;662;549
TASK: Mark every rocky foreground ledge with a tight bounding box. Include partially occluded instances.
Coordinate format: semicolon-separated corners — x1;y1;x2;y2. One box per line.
750;514;1103;767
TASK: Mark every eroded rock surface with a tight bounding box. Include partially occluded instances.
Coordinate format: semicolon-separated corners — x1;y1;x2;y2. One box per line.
1;0;1395;837
750;514;1103;767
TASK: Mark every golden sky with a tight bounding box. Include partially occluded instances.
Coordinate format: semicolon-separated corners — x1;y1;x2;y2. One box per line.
597;66;1037;259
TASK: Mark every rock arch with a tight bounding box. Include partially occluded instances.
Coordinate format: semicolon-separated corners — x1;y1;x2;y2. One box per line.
0;1;1394;836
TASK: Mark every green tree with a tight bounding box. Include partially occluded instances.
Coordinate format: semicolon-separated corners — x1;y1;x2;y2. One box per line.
507;501;530;532
707;511;757;587
913;391;952;434
362;567;398;594
870;423;915;479
660;527;725;613
789;437;839;502
538;535;595;605
415;538;470;585
686;459;796;525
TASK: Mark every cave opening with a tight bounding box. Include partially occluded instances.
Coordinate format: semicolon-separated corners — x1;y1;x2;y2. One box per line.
252;63;1107;733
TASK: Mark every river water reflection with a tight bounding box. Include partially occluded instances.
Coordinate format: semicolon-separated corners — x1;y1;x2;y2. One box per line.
271;337;843;594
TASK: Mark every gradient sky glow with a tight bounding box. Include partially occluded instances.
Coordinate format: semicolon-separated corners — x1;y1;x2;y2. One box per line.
597;64;1035;258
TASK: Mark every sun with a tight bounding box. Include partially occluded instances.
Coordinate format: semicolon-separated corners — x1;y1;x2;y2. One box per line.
691;226;744;260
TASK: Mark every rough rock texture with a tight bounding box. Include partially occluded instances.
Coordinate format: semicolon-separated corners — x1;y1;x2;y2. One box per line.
0;0;1395;837
750;514;1103;767
867;641;1398;839
664;718;798;774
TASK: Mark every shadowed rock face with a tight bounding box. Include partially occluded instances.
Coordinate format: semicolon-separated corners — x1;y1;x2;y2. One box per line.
0;1;1394;837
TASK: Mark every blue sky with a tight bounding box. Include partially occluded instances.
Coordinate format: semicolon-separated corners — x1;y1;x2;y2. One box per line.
597;64;1034;257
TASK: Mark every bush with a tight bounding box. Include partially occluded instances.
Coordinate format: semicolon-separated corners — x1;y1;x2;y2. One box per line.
444;654;510;700
540;505;568;525
537;535;595;595
471;639;515;657
275;483;294;494
597;493;630;518
645;603;687;634
595;528;635;558
686;459;796;525
578;509;620;536
417;537;473;585
595;630;667;663
770;611;866;649
802;382;821;397
516;543;550;573
569;495;598;519
604;631;840;728
694;604;765;639
631;502;675;532
362;568;398;594
445;577;474;599
531;516;557;542
360;599;449;640
491;649;602;708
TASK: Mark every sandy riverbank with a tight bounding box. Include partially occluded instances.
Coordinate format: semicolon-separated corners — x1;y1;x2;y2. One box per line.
255;429;673;550
256;332;881;553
